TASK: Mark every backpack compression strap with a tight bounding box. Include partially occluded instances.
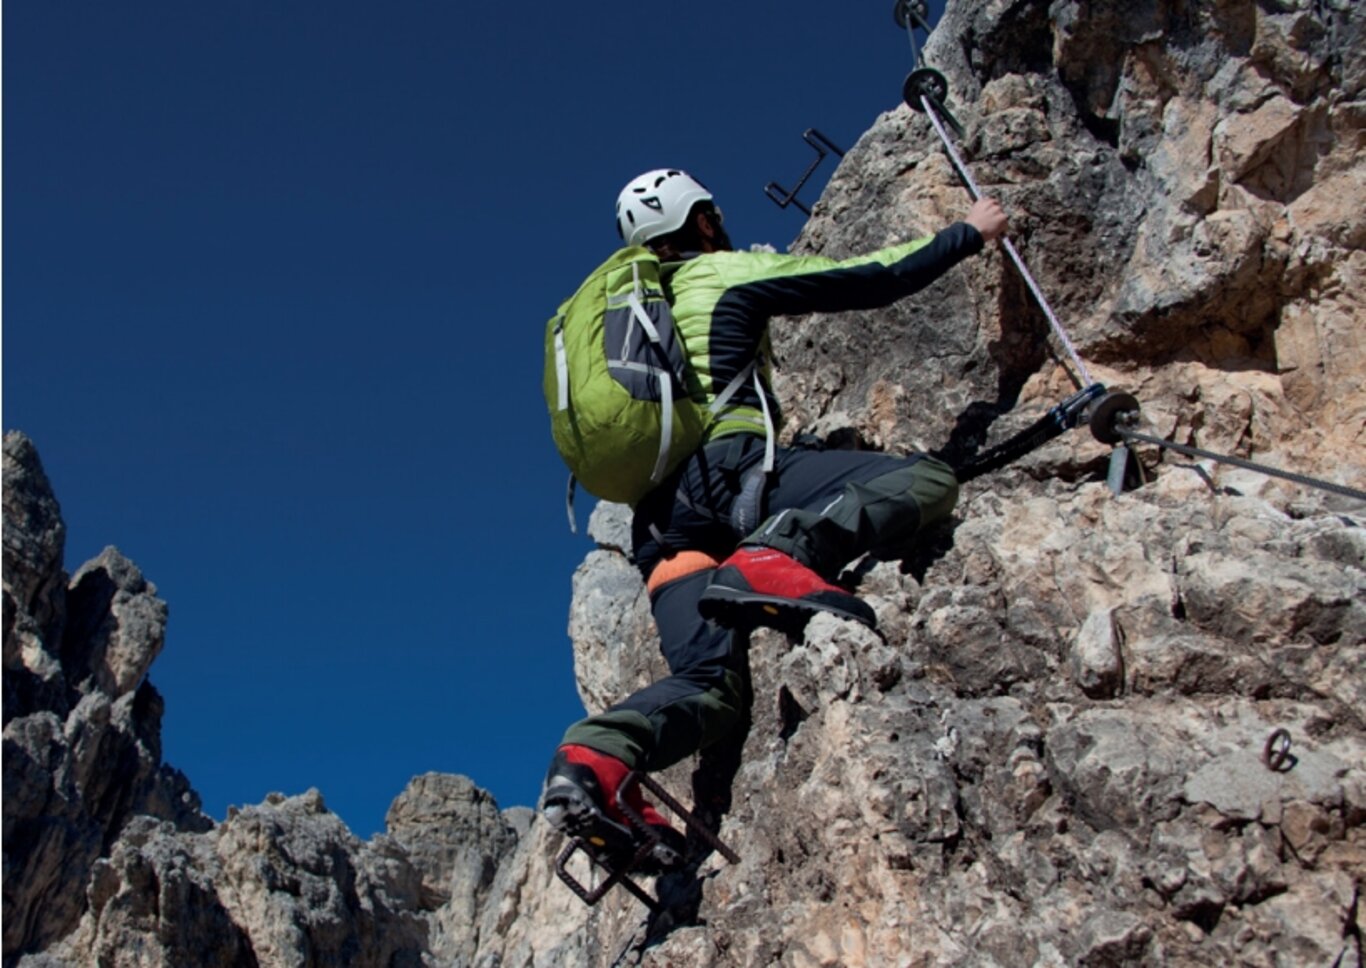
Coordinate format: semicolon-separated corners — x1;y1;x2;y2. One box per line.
625;270;676;487
563;263;684;534
708;360;777;475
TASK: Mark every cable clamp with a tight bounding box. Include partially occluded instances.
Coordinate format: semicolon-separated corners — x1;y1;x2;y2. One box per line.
1050;383;1108;431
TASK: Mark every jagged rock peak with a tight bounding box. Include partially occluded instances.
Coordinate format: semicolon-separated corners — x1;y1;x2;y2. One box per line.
4;431;68;716
2;434;526;967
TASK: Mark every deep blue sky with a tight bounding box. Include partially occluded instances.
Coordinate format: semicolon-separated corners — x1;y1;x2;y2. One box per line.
4;0;943;837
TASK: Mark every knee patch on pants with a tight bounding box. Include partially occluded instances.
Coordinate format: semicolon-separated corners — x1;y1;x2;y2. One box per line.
646;550;721;596
905;456;959;528
744;455;960;572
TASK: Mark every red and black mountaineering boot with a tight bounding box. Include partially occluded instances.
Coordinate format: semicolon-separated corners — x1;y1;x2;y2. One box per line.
698;546;877;635
540;745;685;876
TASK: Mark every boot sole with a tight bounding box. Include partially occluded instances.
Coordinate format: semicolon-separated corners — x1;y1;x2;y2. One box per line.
542;783;634;848
542;783;684;875
698;585;877;635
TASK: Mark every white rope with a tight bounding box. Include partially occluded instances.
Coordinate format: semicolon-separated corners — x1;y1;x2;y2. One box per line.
920;93;1094;387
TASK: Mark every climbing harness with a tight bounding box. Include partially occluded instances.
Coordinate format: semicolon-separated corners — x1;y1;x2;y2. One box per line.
554;771;740;912
890;4;1366;503
765;129;846;216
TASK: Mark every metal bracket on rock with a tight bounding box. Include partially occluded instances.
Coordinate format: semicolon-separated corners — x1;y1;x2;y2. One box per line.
893;0;932;31
1263;728;1295;773
1087;392;1142;445
765;129;846;216
893;0;933;68
1087;392;1366;502
892;0;964;135
903;69;964;136
553;771;740;913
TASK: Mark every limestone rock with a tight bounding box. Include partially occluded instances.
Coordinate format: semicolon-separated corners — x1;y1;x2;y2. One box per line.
4;431;69;720
512;0;1366;964
62;549;167;700
3;434;210;961
1071;608;1123;699
208;791;427;967
567;503;663;714
385;773;518;964
1;435;462;967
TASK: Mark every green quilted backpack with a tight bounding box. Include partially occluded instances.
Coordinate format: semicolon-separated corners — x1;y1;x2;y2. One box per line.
544;247;709;514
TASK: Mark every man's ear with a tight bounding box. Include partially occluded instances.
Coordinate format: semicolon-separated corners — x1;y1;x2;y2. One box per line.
696;210;716;239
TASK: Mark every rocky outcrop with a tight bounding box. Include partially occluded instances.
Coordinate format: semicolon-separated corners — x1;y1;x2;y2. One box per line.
5;0;1364;964
3;434;208;961
2;436;514;967
386;774;528;965
785;0;1366;501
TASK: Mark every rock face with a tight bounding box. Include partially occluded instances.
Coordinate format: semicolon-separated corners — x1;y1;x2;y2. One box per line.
5;0;1365;964
483;0;1366;963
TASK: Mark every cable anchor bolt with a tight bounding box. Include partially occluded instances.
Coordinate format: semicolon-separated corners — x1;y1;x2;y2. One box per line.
893;0;932;69
903;69;964;137
1263;728;1295;773
890;0;934;30
1087;391;1142;445
893;0;932;31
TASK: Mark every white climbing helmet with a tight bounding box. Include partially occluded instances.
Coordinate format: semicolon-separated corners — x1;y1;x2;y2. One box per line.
615;169;714;246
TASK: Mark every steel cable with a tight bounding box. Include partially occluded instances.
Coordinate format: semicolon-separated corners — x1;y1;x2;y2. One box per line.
920;94;1095;387
898;32;1359;504
1116;427;1366;502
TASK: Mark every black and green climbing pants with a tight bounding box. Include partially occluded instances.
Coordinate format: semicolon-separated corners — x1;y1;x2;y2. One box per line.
558;433;959;772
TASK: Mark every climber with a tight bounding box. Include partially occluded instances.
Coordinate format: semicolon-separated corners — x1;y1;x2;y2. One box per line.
541;169;1008;871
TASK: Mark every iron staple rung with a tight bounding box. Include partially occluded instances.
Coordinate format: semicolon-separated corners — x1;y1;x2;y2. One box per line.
766;130;846;216
554;838;661;912
764;185;812;216
630;772;742;865
553;771;742;912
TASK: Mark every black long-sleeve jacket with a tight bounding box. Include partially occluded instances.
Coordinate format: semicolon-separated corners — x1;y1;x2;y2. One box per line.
660;221;985;441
